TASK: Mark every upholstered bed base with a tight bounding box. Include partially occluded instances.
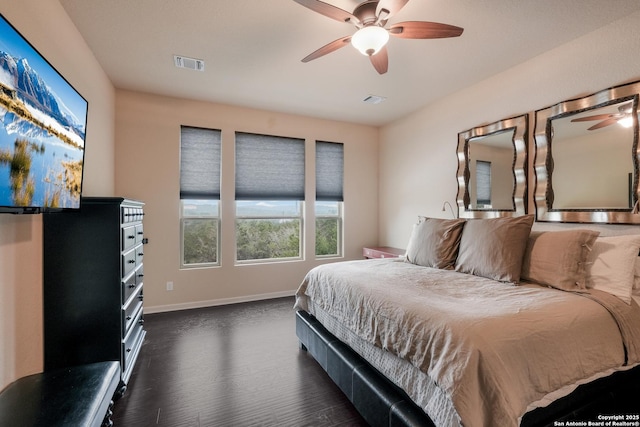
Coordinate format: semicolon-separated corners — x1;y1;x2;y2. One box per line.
296;310;640;427
296;310;434;426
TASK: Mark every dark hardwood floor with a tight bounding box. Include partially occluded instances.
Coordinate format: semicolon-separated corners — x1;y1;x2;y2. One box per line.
112;297;368;426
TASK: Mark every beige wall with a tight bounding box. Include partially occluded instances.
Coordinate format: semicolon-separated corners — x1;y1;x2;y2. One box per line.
0;0;116;389
378;11;640;249
114;90;379;312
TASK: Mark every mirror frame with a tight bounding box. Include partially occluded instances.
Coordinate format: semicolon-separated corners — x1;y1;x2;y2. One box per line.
534;81;640;224
456;114;528;219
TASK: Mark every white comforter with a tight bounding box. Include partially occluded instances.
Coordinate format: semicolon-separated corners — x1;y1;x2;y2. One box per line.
295;258;640;427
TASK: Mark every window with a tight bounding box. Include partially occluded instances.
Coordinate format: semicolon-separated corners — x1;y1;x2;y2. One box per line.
180;126;221;268
476;160;492;207
316;141;343;257
235;132;305;263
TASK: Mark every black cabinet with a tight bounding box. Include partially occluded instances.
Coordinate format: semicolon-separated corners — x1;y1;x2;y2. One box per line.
43;197;146;395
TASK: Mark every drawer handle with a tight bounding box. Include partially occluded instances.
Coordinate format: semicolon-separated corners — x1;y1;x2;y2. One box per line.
126;348;132;353
137;231;144;235
127;235;135;239
138;252;144;257
138;319;145;325
126;315;132;321
138;295;144;301
128;260;136;264
128;284;136;289
137;273;144;278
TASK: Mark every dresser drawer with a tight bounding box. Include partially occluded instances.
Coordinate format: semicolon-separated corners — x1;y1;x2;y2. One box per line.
122;270;138;303
136;244;144;264
135;224;144;245
122;248;137;277
123;288;143;336
122;310;144;378
136;264;144;286
122;225;137;251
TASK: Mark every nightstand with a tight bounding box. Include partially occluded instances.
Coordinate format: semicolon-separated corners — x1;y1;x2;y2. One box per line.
363;246;405;259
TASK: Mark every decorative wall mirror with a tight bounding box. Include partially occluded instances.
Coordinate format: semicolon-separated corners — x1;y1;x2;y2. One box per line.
456;114;528;218
534;80;640;223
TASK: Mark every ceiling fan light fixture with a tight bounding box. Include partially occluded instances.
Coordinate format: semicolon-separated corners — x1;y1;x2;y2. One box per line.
351;26;389;56
618;116;634;128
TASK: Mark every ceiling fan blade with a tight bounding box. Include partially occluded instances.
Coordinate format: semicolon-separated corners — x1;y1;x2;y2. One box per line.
376;0;410;22
571;114;615;122
301;35;352;62
587;117;619;131
369;45;389;74
293;0;359;24
389;21;464;39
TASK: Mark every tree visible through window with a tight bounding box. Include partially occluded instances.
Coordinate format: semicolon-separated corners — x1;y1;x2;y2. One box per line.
316;201;341;256
182;200;219;265
236;201;301;261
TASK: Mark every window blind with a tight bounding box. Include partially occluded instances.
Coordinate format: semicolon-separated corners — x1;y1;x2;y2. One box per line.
316;141;344;201
235;132;305;200
476;160;491;205
180;126;221;199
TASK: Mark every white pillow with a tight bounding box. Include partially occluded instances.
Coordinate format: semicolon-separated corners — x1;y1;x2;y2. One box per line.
586;235;640;304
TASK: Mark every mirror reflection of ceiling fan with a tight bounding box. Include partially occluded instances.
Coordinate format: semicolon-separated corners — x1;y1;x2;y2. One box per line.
293;0;464;74
570;101;636;131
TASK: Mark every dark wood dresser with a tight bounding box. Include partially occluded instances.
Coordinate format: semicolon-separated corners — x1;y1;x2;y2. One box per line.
43;197;146;396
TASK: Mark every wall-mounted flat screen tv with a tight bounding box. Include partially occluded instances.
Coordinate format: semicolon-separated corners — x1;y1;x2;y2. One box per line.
0;13;88;213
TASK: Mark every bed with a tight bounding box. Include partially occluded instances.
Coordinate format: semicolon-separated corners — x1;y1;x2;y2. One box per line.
294;216;640;427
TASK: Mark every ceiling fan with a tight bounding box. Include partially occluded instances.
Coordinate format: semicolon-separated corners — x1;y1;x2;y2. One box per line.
293;0;464;74
570;101;636;131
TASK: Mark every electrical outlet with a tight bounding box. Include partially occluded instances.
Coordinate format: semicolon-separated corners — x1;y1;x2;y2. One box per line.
166;281;174;291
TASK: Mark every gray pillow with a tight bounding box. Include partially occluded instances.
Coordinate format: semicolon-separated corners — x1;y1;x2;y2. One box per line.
405;217;466;269
455;215;534;283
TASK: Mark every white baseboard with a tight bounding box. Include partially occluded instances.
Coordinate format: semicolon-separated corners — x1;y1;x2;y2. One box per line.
144;290;295;314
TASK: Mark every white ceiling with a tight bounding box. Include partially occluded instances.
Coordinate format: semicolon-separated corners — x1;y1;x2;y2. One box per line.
59;0;640;127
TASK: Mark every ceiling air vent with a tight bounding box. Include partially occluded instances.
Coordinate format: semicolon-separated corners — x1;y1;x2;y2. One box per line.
363;94;386;105
174;55;205;72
